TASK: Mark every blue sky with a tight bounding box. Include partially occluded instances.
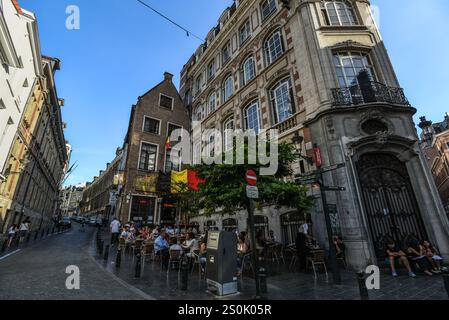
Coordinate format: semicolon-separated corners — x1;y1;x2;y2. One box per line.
19;0;449;186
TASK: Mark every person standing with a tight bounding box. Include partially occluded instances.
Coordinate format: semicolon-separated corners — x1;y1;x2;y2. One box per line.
19;219;30;243
110;217;121;246
7;224;18;248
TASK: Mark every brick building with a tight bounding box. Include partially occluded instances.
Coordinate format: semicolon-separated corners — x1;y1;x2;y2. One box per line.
117;72;190;226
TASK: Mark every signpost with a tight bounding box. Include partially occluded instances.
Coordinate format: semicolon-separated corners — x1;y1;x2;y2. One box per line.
295;162;346;285
245;169;263;299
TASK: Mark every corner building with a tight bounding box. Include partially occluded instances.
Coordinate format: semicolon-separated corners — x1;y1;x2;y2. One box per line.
180;0;449;268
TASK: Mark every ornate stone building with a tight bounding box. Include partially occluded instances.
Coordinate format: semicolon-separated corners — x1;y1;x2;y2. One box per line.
179;0;449;268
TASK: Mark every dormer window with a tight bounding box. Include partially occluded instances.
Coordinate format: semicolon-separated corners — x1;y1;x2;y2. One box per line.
321;1;357;26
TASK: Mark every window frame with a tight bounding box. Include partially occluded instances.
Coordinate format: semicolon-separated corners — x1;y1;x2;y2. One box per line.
159;93;174;110
241;56;256;86
239;19;252;46
207;59;216;81
261;0;278;21
164;147;182;173
223;117;235;152
207;92;216;115
138;141;159;172
243;101;261;135
142;116;161;135
321;1;357;26
269;78;295;125
333;51;376;87
166;122;183;140
222;41;232;66
222;75;234;103
264;30;284;66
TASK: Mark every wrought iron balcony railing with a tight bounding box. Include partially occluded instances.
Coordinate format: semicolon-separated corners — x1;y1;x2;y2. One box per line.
332;81;410;107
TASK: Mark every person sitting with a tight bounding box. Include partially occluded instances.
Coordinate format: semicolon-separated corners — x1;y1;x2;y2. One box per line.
236;233;249;276
169;238;183;251
120;226;131;240
166;225;175;236
421;240;444;273
407;239;433;276
199;238;208;273
333;235;346;259
154;230;170;269
182;232;199;258
267;230;277;243
385;241;416;277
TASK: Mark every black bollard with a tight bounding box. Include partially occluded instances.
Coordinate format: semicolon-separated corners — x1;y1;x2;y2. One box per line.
443;273;449;299
116;247;122;268
46;228;50;236
103;245;110;261
41;229;45;238
52;227;55;234
357;271;369;300
1;239;7;253
34;230;38;241
135;252;142;278
26;232;31;243
98;240;104;255
180;256;189;291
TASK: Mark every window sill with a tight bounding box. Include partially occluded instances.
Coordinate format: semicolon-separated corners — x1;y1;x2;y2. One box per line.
319;25;369;32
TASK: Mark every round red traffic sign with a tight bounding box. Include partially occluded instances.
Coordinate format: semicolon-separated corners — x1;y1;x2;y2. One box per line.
246;169;257;186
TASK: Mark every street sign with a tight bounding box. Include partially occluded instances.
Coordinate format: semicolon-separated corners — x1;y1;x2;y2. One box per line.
246;169;257;186
323;186;346;191
246;185;259;199
314;147;322;168
319;163;346;174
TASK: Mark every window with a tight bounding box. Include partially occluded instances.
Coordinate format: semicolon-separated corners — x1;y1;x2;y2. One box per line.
143;117;160;134
222;41;231;65
239;19;252;45
333;52;375;87
264;30;284;65
194;105;204;121
243;102;261;134
207;60;216;81
270;78;295;124
261;0;277;21
321;1;357;26
223;117;234;151
167;123;182;140
165;148;181;173
222;76;234;103
159;94;174;109
207;93;216;115
207;134;215;157
138;142;157;171
195;74;204;94
241;56;256;86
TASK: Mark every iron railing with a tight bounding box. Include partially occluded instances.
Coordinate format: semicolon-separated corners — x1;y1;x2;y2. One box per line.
332;81;410;107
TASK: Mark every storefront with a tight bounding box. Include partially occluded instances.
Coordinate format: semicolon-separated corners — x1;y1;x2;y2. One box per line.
129;195;156;225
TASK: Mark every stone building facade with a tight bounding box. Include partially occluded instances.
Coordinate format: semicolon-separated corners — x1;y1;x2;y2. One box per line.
60;183;85;217
117;72;190;226
179;0;449;268
81;148;123;222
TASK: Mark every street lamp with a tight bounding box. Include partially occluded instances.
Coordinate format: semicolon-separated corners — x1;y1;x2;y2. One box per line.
292;132;314;166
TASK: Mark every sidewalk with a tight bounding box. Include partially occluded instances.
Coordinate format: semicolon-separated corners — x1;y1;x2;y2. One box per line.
92;230;448;300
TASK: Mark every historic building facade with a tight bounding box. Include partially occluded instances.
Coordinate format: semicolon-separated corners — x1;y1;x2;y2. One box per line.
180;0;449;268
60;183;86;217
117;72;190;226
0;54;68;237
419;115;449;216
81;148;123;221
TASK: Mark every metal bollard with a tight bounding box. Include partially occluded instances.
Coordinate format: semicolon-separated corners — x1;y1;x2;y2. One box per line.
258;266;268;296
443;273;449;299
116;247;122;268
103;245;110;261
135;252;142;278
26;232;31;243
34;230;39;241
41;229;45;238
52;227;55;234
46;228;50;236
180;256;189;291
357;271;369;300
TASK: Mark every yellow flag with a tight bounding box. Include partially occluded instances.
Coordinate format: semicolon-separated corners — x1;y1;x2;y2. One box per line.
171;169;188;193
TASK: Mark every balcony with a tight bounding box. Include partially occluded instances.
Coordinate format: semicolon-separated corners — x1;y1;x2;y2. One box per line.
332;81;410;107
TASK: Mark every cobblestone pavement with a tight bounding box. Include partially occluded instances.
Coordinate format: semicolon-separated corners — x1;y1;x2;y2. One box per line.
0;224;149;300
95;230;448;300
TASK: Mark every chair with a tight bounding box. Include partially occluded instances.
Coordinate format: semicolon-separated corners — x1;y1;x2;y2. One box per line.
240;252;254;283
272;243;285;265
306;250;328;279
191;251;204;277
167;249;182;274
141;243;154;273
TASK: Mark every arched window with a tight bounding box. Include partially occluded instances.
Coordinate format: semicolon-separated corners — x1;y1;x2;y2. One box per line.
241;56;256;86
194;104;204;121
243;101;261;134
269;78;295;124
223;117;234;151
333;51;375;87
264;30;284;66
207;93;216;115
222;75;234;103
321;1;357;26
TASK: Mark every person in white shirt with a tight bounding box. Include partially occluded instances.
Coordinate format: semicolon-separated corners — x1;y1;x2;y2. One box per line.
7;224;18;248
166;226;175;236
110;218;121;246
182;232;199;257
19;219;30;242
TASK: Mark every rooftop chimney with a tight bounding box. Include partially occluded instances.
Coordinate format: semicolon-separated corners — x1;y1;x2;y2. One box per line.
164;72;173;82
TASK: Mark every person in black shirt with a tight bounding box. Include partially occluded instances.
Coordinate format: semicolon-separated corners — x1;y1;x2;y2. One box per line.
385;241;415;277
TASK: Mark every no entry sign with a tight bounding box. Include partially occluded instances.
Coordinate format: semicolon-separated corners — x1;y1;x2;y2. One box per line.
246;169;257;186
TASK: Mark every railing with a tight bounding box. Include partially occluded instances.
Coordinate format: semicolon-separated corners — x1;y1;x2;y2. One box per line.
332;81;410;107
271;114;298;134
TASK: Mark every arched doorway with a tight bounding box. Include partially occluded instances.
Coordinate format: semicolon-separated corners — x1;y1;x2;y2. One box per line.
356;153;428;258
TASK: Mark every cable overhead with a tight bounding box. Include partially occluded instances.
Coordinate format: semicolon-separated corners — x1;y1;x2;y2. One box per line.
136;0;205;42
